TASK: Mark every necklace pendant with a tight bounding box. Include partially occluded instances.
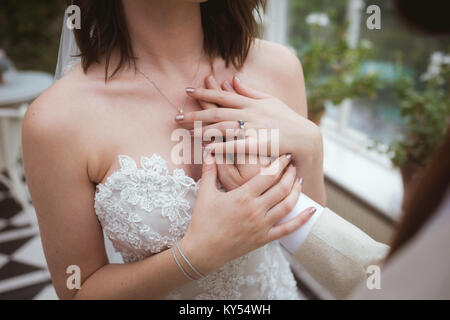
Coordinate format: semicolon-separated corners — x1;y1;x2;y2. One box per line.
179;108;184;114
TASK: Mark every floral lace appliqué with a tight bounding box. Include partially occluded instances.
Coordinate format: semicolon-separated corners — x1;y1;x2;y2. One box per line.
95;154;197;260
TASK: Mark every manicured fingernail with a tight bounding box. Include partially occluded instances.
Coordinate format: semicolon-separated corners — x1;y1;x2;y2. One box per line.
224;80;233;91
186;87;195;93
234;75;241;83
175;114;184;121
299;177;303;185
308;207;317;216
209;75;218;86
286;154;292;160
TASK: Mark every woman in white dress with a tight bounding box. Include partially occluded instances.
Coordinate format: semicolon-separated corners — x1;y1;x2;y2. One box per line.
22;0;326;299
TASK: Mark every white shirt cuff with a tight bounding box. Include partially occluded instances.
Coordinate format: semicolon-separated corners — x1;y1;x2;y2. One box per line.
278;193;324;254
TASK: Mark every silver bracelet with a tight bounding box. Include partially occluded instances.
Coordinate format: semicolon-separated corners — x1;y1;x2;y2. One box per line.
171;246;196;281
176;242;206;279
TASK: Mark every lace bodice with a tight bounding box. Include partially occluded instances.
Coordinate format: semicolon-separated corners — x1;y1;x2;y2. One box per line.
94;154;300;299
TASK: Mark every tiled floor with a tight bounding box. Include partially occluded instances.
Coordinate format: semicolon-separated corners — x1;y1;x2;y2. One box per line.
0;184;57;300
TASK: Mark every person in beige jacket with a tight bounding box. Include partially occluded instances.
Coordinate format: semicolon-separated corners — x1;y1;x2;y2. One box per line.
292;130;450;299
298;1;450;300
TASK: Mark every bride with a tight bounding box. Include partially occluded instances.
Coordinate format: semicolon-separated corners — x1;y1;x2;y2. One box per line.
22;0;326;299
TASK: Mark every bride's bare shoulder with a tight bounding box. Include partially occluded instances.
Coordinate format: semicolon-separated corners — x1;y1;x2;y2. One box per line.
22;65;100;159
243;39;307;116
26;65;100;118
246;39;302;78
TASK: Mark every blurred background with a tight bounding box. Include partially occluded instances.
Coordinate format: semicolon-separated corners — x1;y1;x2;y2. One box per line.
0;0;448;299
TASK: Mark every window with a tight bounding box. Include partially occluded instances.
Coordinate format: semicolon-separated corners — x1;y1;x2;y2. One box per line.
285;0;449;145
262;0;450;218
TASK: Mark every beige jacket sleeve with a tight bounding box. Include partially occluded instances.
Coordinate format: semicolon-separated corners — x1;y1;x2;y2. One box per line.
293;208;390;299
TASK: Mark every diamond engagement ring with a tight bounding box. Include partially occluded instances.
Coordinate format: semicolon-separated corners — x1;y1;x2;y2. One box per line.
237;120;245;139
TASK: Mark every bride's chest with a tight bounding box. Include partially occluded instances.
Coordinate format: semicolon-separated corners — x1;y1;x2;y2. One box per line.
92;103;203;185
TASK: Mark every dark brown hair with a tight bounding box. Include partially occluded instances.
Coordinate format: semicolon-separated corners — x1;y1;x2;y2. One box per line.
69;0;266;80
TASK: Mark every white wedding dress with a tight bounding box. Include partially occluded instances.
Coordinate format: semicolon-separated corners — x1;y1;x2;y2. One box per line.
94;154;300;300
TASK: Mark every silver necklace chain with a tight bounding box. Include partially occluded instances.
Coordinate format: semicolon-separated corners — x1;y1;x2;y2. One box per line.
136;53;204;114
